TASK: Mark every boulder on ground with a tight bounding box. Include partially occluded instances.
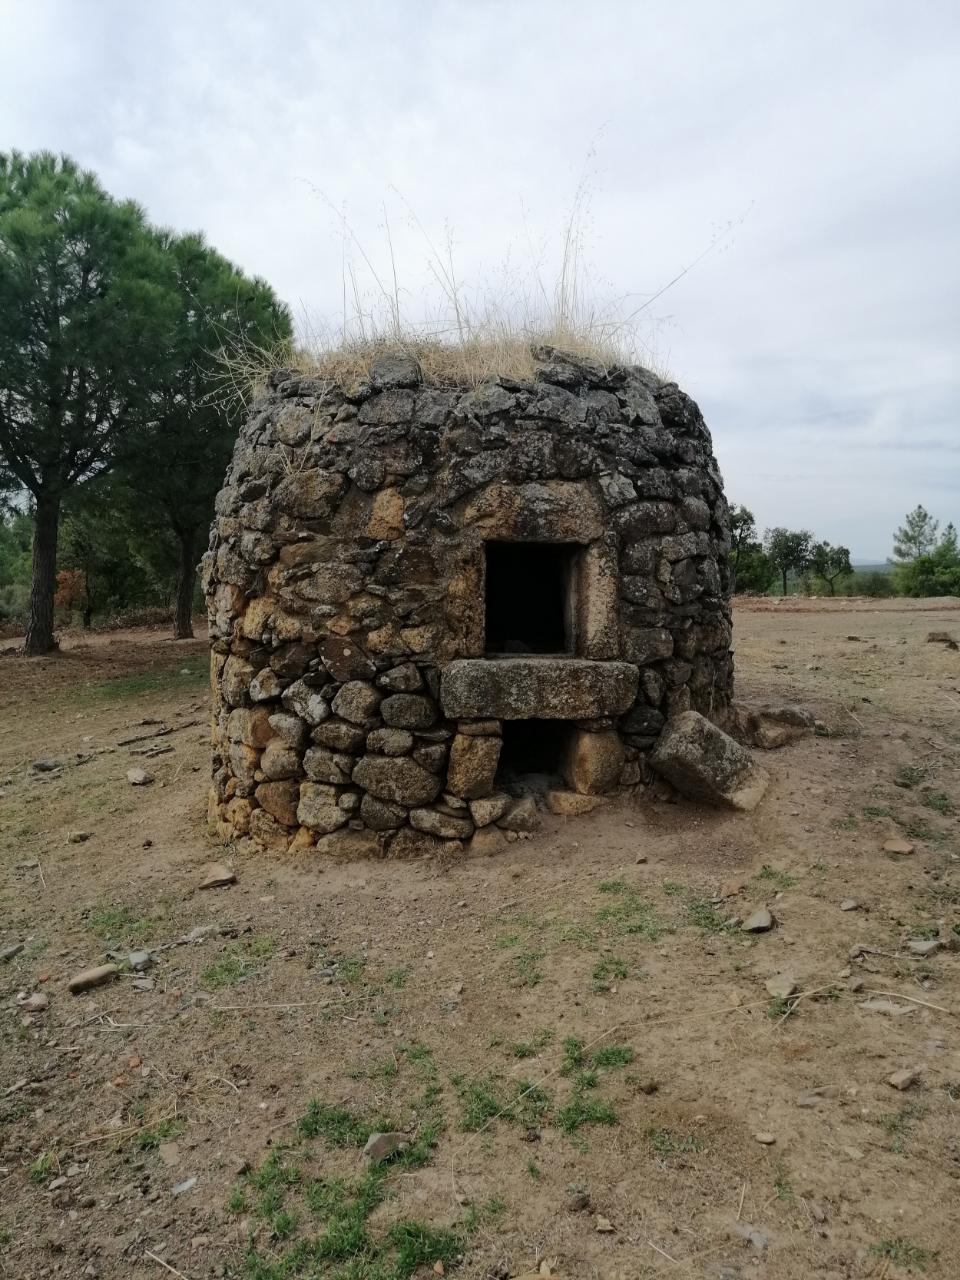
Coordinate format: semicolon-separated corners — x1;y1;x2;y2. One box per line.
650;711;769;811
726;702;815;750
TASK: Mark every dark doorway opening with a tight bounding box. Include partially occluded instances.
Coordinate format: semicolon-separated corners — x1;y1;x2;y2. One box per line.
484;541;577;655
496;719;570;791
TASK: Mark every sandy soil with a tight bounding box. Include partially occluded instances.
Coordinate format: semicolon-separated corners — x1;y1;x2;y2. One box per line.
1;599;959;1280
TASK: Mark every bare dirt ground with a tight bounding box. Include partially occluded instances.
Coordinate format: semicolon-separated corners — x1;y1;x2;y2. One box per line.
2;600;959;1280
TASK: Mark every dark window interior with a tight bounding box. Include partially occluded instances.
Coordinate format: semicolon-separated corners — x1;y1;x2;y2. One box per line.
484;541;577;654
497;719;569;788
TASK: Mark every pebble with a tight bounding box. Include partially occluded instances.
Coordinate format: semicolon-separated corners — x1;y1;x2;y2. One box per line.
595;1214;615;1233
741;907;774;933
0;943;24;962
887;1067;919;1091
127;950;153;972
882;838;915;856
857;997;914;1016
126;768;153;786
907;938;940;956
765;975;797;999
839;899;860;912
67;831;92;844
566;1191;591;1212
132;977;155;992
18;993;49;1012
198;862;237;889
170;1176;197;1196
753;1131;777;1145
32;758;62;772
362;1132;409;1165
68;964;120;994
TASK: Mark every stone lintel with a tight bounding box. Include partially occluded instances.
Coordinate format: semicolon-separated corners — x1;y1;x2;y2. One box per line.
440;658;638;721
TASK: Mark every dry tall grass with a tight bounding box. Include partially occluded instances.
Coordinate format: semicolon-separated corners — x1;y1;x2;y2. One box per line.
220;178;744;401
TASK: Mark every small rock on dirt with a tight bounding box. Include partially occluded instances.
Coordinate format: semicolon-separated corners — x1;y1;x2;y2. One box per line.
170;1176;197;1196
0;943;24;962
839;898;860;911
753;1131;776;1145
741;907;774;933
595;1214;615;1233
907;938;940;956
32;758;62;772
18;992;49;1012
198;862;237;889
127;950;152;972
126;768;153;786
857;997;915;1016
887;1067;919;1090
132;977;154;992
67;831;92;844
68;963;120;994
362;1132;409;1165
733;1222;769;1251
765;975;796;999
882;838;915;856
566;1191;591;1212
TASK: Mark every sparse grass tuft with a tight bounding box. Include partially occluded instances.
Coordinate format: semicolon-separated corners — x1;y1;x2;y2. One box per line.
871;1237;932;1270
647;1127;704;1160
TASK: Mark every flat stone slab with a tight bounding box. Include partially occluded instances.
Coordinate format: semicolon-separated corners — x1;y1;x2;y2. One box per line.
440;659;638;721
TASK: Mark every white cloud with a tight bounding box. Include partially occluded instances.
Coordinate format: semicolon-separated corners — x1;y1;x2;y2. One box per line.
1;0;958;557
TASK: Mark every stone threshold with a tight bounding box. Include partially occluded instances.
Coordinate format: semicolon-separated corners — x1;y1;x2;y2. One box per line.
439;657;638;721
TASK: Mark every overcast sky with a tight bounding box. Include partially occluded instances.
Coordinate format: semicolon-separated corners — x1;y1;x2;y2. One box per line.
2;0;958;558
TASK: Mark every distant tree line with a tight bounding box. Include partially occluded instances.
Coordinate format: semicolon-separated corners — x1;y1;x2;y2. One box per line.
729;503;960;598
0;150;291;653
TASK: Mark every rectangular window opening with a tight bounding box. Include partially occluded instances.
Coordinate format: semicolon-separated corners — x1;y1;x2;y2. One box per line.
484;540;578;656
496;719;571;790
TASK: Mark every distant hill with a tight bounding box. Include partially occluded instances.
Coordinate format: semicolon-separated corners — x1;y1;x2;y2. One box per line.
852;561;894;573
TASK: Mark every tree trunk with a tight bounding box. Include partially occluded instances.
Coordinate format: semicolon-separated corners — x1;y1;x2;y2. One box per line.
24;493;62;656
173;530;198;640
781;568;788;596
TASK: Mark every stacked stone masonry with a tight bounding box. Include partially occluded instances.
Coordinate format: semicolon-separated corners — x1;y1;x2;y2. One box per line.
203;347;734;857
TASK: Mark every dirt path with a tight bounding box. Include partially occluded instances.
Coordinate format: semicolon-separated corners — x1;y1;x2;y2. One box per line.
1;604;959;1279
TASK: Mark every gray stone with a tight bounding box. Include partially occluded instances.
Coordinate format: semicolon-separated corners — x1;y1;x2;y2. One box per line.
311;719;367;753
359;794;407;830
68;964;120;994
260;739;301;780
497;795;540;832
1;943;24;962
651;711;769;811
741;907;774;933
368;354;422;390
128;950;153;973
297;782;350;833
126;768;153;787
281;679;330;726
380;694;436;729
907;938;940;956
303;747;354;785
331;681;382;726
198;862;237;889
362;1130;410;1163
268;712;310;750
468;793;513;827
352;755;443;806
377;662;423;692
409;808;475;839
249;668;283;702
440;659;638;721
366;728;415;756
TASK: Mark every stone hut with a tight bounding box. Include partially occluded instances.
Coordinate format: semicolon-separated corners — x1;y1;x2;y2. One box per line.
202;347;734;856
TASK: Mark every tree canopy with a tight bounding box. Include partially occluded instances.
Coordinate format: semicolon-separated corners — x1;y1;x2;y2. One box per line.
0;150;290;651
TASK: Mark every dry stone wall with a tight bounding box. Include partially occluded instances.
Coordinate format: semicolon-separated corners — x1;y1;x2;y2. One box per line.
203;347;734;856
